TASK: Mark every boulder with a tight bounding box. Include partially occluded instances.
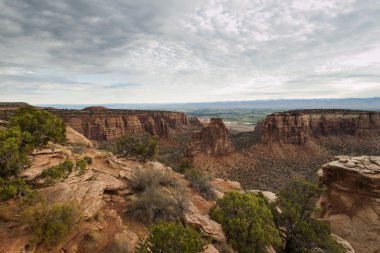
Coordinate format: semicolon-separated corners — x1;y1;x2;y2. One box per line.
185;203;225;242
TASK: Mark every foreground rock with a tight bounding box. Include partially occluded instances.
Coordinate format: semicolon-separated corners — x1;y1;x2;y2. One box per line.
21;143;72;181
187;118;235;157
42;180;106;218
317;156;380;253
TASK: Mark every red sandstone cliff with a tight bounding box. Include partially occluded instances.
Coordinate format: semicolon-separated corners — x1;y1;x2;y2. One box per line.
47;108;194;141
187;118;234;157
0;105;199;141
260;110;380;145
317;156;380;253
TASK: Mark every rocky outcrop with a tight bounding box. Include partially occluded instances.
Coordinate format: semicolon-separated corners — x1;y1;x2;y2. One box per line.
187;118;234;157
66;126;93;147
21;143;72;181
317;156;380;253
260;110;380;145
188;116;205;128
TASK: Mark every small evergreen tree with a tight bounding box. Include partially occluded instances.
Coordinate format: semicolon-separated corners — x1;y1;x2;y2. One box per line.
0;127;32;177
210;191;281;253
10;107;66;146
274;178;345;253
136;222;206;253
1;107;66;178
116;133;158;160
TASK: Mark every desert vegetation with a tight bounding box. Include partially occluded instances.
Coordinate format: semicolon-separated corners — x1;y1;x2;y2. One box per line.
0;107;66;178
136;222;207;253
272;178;345;253
116;133;158;160
210;191;281;253
0;177;32;201
185;167;216;200
98;133;159;161
209;179;345;253
126;166;188;225
10;107;66;147
23;201;80;247
40;159;88;184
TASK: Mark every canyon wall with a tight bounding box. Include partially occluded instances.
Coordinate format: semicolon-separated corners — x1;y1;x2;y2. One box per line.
0;104;201;141
317;156;380;253
187;118;234;157
47;107;196;141
259;110;380;145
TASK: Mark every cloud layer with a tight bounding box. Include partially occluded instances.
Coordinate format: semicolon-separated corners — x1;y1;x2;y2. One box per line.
1;0;379;103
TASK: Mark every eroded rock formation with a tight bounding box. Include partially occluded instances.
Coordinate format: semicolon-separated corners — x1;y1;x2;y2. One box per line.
187;118;234;157
46;108;193;141
0;105;200;141
260;110;380;145
317;156;380;253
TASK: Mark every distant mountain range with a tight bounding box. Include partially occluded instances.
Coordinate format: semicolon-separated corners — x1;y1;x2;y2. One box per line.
38;97;380;111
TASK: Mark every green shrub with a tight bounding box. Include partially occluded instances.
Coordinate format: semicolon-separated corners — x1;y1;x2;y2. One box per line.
69;142;87;154
1;108;66;178
116;133;158;160
41;160;74;184
210;192;281;253
185;168;216;200
0;127;32;177
76;159;88;176
84;156;93;165
0;177;32;201
98;141;118;154
10;107;66;147
274;178;345;253
24;201;80;247
136;222;206;253
175;160;193;173
126;186;187;225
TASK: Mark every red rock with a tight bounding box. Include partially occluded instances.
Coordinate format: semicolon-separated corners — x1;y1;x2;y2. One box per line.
187;118;234;157
317;156;380;253
46;108;199;141
259;110;380;145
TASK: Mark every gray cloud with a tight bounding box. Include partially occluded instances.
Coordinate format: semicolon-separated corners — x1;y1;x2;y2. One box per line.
0;0;379;104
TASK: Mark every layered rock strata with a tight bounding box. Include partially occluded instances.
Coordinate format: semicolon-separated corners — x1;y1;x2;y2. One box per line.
47;108;193;140
0;105;200;141
187;118;234;157
317;156;380;253
260;110;380;145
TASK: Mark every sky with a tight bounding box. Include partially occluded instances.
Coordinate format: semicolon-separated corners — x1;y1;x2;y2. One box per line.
0;0;380;104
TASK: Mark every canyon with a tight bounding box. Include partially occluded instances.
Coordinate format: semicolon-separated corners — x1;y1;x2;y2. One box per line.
1;103;380;252
0;104;203;141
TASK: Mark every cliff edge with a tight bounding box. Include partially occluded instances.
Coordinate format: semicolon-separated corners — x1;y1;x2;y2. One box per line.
260;110;380;145
317;156;380;253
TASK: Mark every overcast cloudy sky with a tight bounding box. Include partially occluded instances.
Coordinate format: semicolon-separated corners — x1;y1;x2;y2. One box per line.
1;0;380;104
